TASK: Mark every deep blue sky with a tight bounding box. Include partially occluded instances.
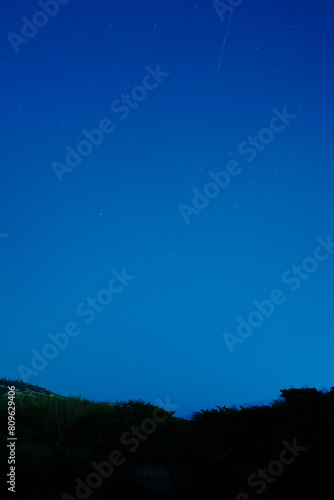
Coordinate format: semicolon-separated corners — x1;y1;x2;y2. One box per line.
1;0;334;417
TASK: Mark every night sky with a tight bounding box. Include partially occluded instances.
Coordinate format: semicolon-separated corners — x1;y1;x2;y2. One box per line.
1;0;334;417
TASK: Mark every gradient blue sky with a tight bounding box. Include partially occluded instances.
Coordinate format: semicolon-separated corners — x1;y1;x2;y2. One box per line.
1;0;334;417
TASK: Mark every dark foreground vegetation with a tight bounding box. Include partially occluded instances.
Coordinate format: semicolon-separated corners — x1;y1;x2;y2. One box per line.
0;377;333;499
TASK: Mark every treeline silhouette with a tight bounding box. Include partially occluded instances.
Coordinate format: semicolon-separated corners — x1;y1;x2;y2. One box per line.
0;378;333;499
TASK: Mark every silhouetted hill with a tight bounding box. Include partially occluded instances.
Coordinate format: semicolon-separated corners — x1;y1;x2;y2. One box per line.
0;377;60;398
1;378;333;499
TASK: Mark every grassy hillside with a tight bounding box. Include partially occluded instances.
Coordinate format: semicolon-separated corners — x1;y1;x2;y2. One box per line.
0;378;333;499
